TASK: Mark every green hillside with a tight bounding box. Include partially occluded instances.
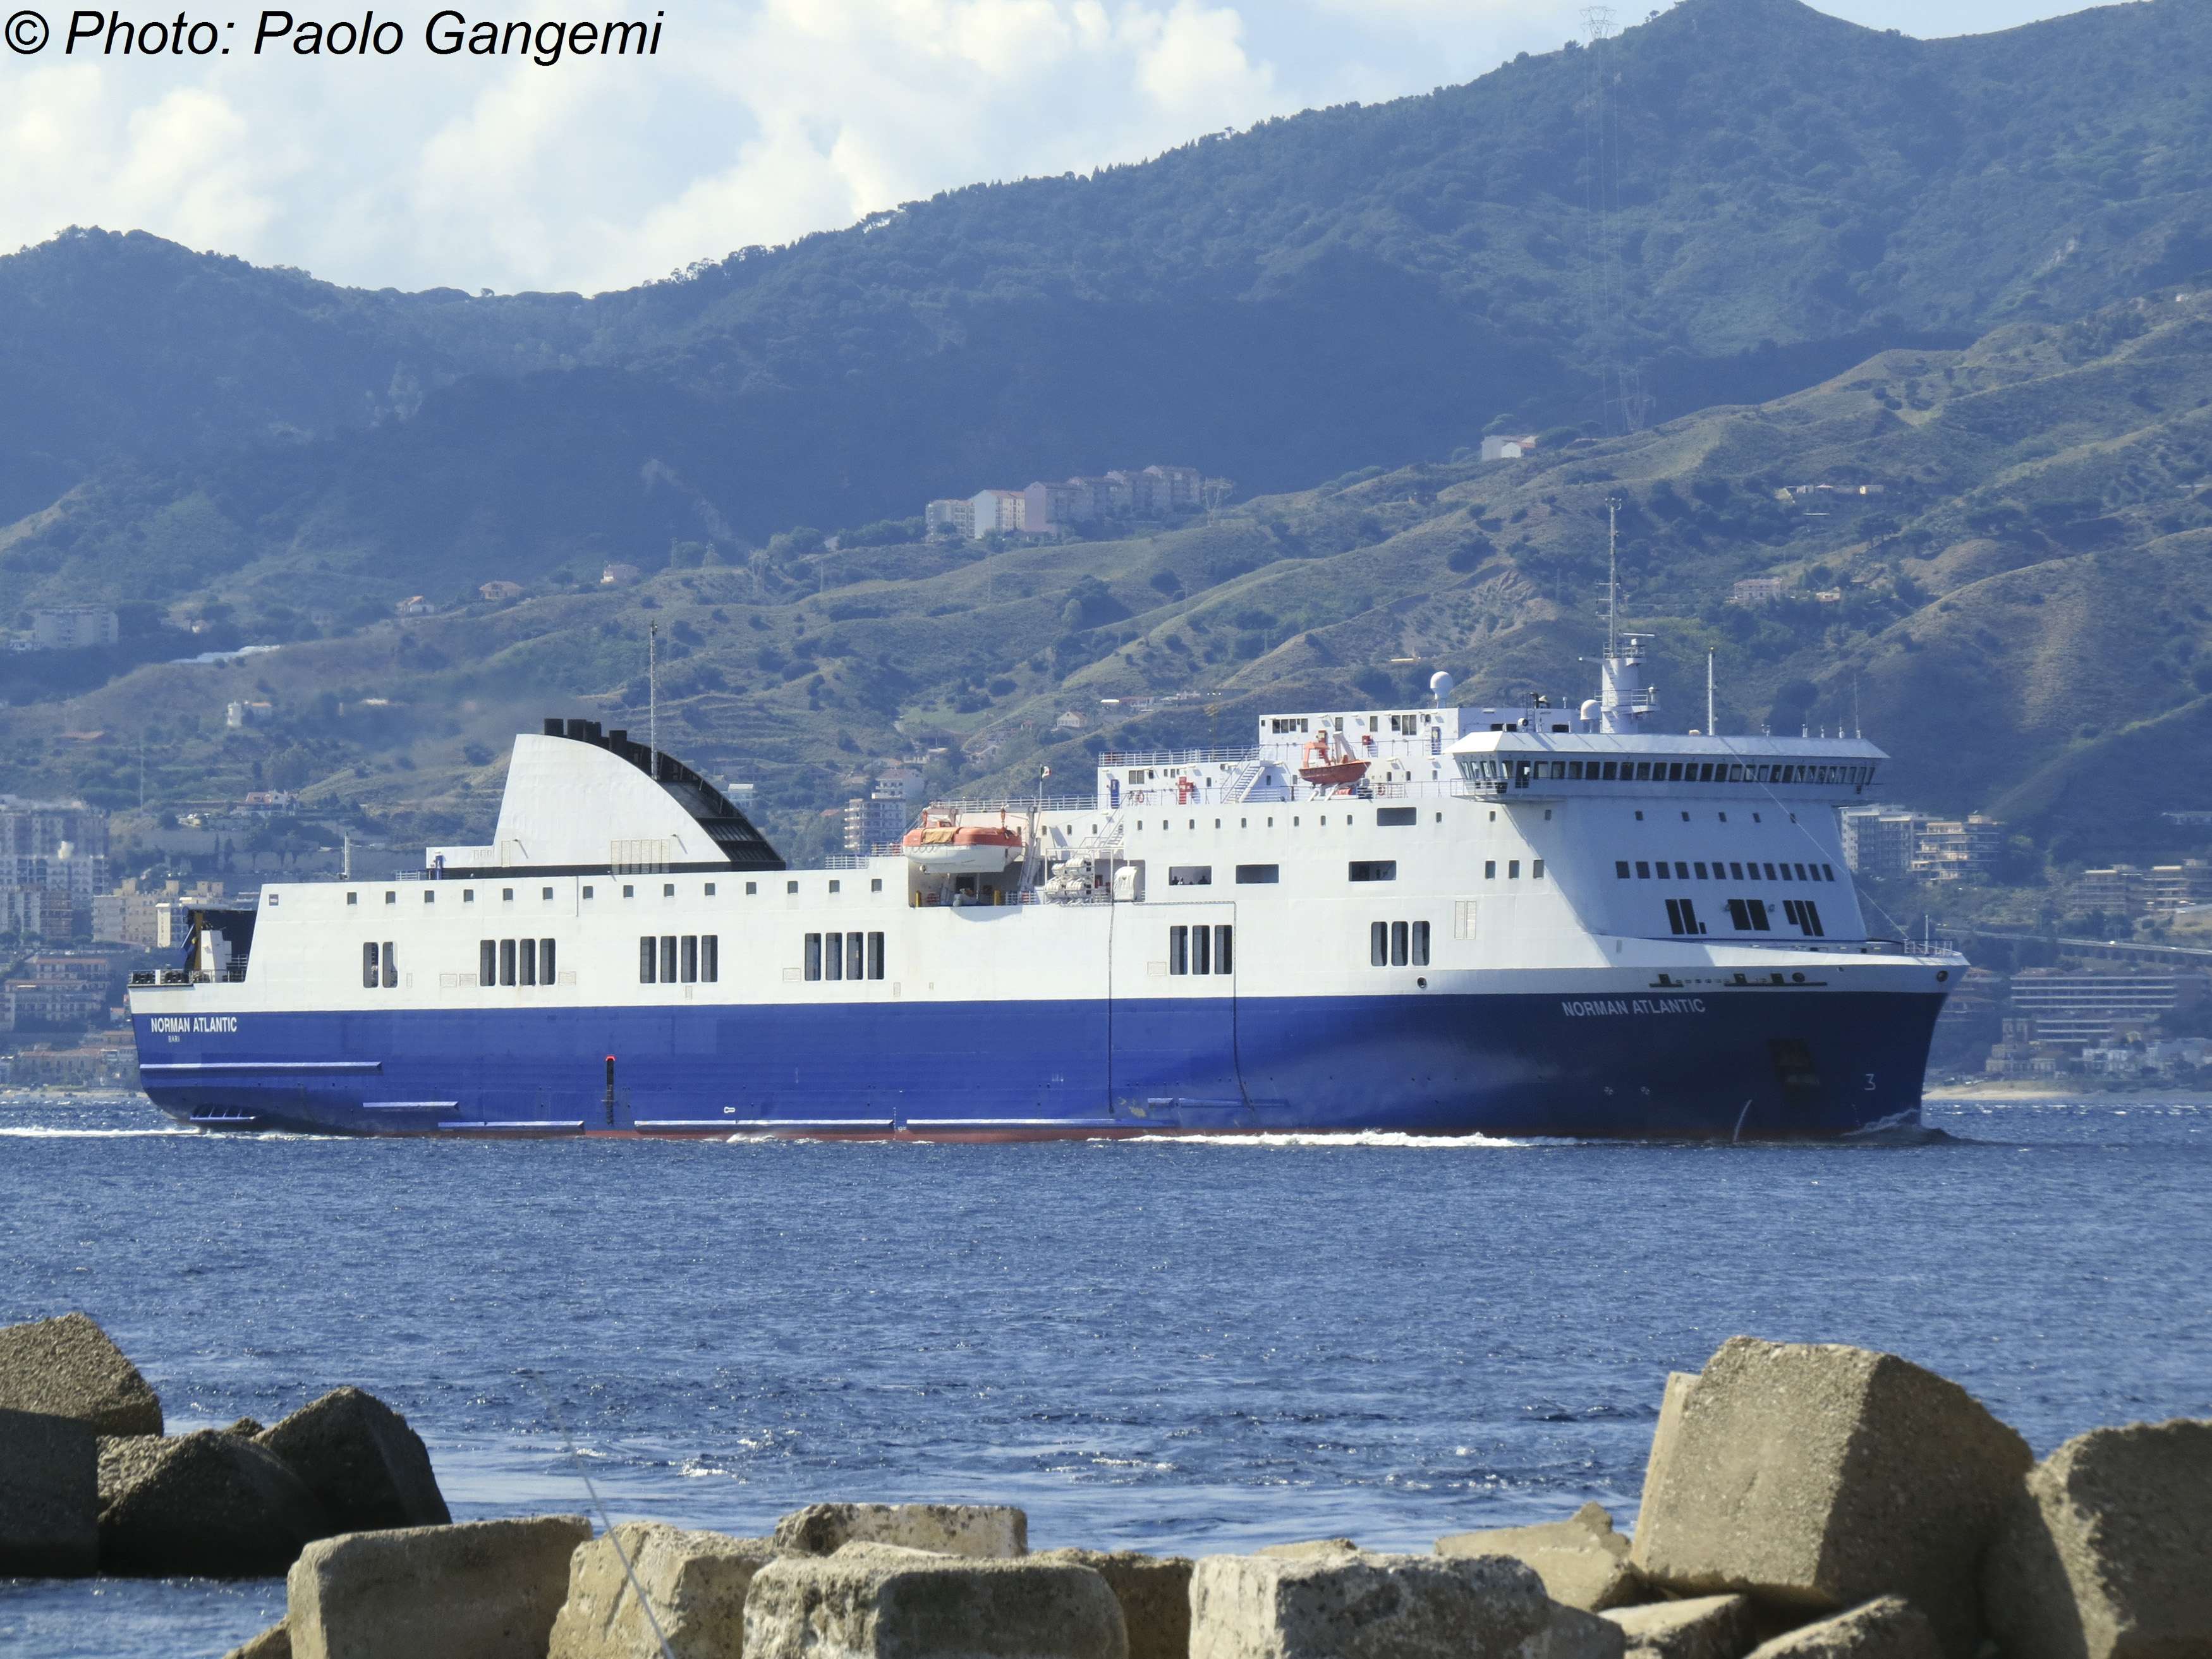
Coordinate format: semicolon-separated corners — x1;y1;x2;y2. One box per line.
8;288;2211;873
4;0;2209;544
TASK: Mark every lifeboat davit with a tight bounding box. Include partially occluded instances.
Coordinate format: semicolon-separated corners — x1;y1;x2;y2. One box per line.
901;815;1024;873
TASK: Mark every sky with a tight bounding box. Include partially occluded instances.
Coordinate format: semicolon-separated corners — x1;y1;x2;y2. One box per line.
0;0;2107;296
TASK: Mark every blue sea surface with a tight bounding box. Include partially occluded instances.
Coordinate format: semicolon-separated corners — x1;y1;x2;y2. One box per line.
3;1093;2209;1657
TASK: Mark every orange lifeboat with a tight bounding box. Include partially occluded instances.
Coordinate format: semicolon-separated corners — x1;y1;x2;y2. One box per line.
900;811;1024;873
1297;732;1370;790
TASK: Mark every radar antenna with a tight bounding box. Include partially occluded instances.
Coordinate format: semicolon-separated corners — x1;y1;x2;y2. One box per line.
648;621;660;781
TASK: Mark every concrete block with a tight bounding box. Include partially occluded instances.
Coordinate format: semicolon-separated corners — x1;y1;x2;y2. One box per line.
1188;1550;1625;1659
223;1622;293;1659
772;1501;1027;1558
1629;1338;2030;1657
287;1513;592;1659
1437;1502;1643;1609
1035;1548;1192;1659
1605;1594;1759;1659
549;1521;773;1659
256;1387;450;1532
0;1406;99;1576
100;1428;331;1577
0;1313;162;1436
744;1541;1125;1659
97;1433;168;1505
1981;1417;2212;1659
1746;1598;1941;1658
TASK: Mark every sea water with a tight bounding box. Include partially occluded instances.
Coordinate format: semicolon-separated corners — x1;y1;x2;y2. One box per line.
3;1094;2208;1657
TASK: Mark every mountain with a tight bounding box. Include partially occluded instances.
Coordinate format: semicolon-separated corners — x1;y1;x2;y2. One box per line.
4;0;2209;557
8;285;2211;879
4;0;2212;874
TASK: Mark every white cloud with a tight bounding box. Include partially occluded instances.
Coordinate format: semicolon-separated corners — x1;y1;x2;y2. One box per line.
0;0;2088;291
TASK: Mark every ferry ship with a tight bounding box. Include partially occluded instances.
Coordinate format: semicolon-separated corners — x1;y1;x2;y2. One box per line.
128;642;1960;1139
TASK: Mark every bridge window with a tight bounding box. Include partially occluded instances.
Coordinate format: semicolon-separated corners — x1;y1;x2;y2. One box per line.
1615;860;1630;878
1636;861;1650;878
1349;861;1397;882
1169;865;1213;886
1377;806;1417;826
1236;864;1279;884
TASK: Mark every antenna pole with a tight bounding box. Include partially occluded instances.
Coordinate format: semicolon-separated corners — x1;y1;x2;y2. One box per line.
1706;649;1716;735
648;621;660;780
1607;500;1619;661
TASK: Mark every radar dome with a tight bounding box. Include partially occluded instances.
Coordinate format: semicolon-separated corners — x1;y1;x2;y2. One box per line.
1428;671;1455;706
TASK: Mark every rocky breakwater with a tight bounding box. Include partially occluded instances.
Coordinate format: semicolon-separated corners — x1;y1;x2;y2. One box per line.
7;1318;2210;1659
0;1311;451;1588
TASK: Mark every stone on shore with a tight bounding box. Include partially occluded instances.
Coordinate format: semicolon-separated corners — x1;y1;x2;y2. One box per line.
223;1622;293;1659
0;1313;162;1436
772;1501;1028;1558
1256;1538;1361;1559
287;1514;593;1659
0;1406;99;1576
744;1541;1125;1659
225;1417;268;1438
1629;1337;2031;1657
548;1521;774;1659
99;1428;331;1577
1980;1417;2212;1659
1035;1548;1193;1659
255;1387;450;1532
1437;1502;1643;1610
1188;1550;1625;1659
1745;1598;1942;1658
1605;1595;1761;1659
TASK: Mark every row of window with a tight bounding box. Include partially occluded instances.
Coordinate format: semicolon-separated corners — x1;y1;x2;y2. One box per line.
640;935;722;984
1468;758;1875;787
1167;925;1233;975
346;877;887;907
1158;860;1404;886
1619;858;1837;884
480;938;558;987
1368;920;1432;968
1482;859;1544;879
1661;897;1827;938
803;932;886;982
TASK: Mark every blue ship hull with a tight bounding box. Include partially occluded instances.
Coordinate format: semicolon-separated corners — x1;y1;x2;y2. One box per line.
137;988;1944;1140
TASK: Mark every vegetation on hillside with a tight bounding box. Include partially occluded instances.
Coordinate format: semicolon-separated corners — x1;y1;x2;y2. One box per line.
8;286;2212;880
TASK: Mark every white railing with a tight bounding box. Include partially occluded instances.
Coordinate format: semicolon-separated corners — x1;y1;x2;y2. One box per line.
1100;747;1259;767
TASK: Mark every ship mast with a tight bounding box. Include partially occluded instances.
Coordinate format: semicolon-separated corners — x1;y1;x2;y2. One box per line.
648;621;660;781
